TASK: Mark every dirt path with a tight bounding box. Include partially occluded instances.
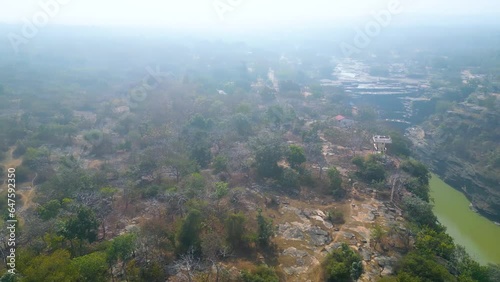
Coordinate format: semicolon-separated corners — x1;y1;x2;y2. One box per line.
1;146;22;192
0;146;35;212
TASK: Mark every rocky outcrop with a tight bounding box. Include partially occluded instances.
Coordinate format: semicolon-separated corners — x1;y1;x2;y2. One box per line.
412;127;500;221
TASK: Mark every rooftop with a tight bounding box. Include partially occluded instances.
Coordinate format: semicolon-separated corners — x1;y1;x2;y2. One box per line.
373;135;392;144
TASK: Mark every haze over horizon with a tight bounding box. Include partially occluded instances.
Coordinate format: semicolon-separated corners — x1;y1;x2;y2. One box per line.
0;0;499;32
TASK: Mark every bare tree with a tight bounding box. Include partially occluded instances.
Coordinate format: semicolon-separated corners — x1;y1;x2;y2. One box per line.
172;248;201;282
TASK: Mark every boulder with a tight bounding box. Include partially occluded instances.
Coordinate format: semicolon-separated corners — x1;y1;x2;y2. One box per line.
307;226;332;246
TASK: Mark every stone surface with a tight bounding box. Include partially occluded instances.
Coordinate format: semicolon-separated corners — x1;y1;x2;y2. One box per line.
307;226;332;246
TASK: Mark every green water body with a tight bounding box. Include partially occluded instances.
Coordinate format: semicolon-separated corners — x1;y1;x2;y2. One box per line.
429;173;500;264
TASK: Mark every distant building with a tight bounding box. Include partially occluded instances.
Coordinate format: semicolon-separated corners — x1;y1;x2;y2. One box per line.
373;135;392;153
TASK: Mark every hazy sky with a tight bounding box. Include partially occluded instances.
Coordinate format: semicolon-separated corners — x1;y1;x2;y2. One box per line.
0;0;499;29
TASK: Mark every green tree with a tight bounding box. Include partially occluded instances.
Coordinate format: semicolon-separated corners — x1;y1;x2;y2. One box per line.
280;167;300;189
212;155;228;174
327;167;343;198
388;131;412;157
225;212;246;248
487;264;500;282
21;249;78;282
72;251;108;282
107;234;137;281
214;181;229;204
37;199;61;221
241;265;279;282
401;159;431;185
371;224;386;251
183;172;206;198
233;113;253;137
402;195;438;229
397;251;455;282
58;207;99;255
404;177;431;202
327;210;345;224
324;243;363;282
251;133;284;179
450;245;490;281
415;228;455;260
176;209;203;255
286;145;306;169
0;273;18;282
22;147;50;170
352;155;386;183
256;209;274;248
183;114;213;168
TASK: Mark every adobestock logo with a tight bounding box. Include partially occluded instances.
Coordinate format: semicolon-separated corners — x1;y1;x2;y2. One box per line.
340;0;403;57
213;0;245;21
7;0;71;54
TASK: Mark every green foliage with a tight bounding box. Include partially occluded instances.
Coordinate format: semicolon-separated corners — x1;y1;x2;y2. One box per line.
388;132;412;157
371;224;386;249
214;181;229;200
286;145;306;169
139;261;166;281
0;273;18;282
12;143;27;158
22;147;50;170
141;184;164;199
37;199;61;220
165;149;199;182
402;195;438;229
176;209;202;255
415;228;455;260
72;251;108;282
233;113;253;137
324;243;363;282
13;165;30;183
41;165;103;200
327;167;344;198
397;251;456;282
241;265;279;282
251;134;284;179
256;209;274;248
83;129;103;145
225;212;247;248
352;155;386;183
107;233;137;264
486;264;500;282
327;210;345;224
450;245;490;282
212;155;228;174
20;249;78;282
183;173;206;198
404;177;431;202
280;167;300;189
183;114;213;168
59;206;99;244
401;159;431;185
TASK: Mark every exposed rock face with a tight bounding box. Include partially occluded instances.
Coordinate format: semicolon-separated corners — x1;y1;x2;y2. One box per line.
279;223;305;240
282;247;312;275
374;256;398;276
307;226;332;246
414;139;500;221
359;247;372;261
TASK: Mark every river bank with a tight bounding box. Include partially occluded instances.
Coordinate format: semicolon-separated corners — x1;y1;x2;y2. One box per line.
429;173;500;265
